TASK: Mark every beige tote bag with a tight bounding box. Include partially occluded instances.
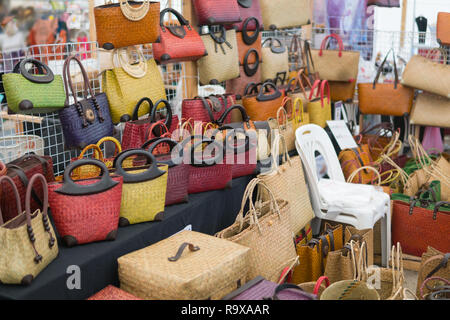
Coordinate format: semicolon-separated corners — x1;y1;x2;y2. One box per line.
261;37;289;82
260;0;312;30
410;92;450;127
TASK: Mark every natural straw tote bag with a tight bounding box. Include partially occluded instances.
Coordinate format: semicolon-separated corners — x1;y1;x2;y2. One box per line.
310;34;360;82
324;240;364;284
344;226;374;268
260;0;312;30
118;230;251;300
258;135;314;235
401;53;450;98
112;149;168;226
410;92;450;128
307;79;332;128
268;102;295;152
94;0;160;50
298;276;331;299
261;37;289;82
416;247;450;299
0;174;58;285
286;68;312;104
358;49;414;116
292;97;310;132
216;178;298;282
102;46;166;123
197;26;240;85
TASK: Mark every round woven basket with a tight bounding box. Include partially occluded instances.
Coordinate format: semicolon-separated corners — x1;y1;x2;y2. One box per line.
320;280;380;300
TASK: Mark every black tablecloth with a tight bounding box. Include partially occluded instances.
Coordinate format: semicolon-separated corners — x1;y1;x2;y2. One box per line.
0;175;253;300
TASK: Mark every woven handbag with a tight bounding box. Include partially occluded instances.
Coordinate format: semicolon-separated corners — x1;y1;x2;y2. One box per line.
217;178;298;282
2;154;54;223
118;230;251;300
339;145;377;184
112;149;167;226
94;0;160;50
358;50;414;116
152;8;206;64
411;92;450;128
298;276;330;299
402;54;450;98
3;58;65;114
88;285;142;300
223;277;316;300
236;19;262;66
416;247;450;299
192;0;241;26
292;97;310;132
182;94;235;126
0;174;58;285
48;159;123;247
329;80;357;103
344;226;374;268
437;12;450;46
260;0;311;30
243;81;284;121
102;46;166;124
197;27;240;85
59;56;114;149
307;79;332;128
286;68;312;105
258;134;314;235
230;0;263;31
310;34;360;82
144;138;189;206
268;103;295;152
261;38;289;83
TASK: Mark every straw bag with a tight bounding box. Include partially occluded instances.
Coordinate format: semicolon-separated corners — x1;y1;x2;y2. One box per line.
59;56;114;149
192;0;241;25
261;38;289;82
402;54;450;98
94;0;160;50
258;135;314;235
356;122;398;162
182;94;234;126
416;247;450;299
3;58;65;114
0;174;58;285
339;145;376;184
307;79;331;128
329;80;356;103
410;92;450;128
197;27;240;85
259;0;311;30
152;8;206;64
102;47;166;123
88;285;142;300
216;178;298;282
292;97;310;131
268;103;295;152
310;34;360;82
231;0;263;31
47;159;123;247
297;276;330;299
243;81;284;121
286;69;312;104
358;50;414;116
437;12;450;46
344;226;374;267
118;230;251;300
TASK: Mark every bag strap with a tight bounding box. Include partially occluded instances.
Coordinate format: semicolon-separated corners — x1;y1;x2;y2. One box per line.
256;81;282;102
319;34;344;57
115;46;147;78
314;276;330;295
131;97;154;121
0;175;22;225
373;49;399;89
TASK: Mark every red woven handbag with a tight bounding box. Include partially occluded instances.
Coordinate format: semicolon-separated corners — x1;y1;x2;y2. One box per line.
193;0;241;25
87;285;142;300
181;136;232;194
229;0;263;31
144;138;189;205
152;8;206;64
47;159;123;247
392;200;450;257
1;154;54;223
182;94;235;127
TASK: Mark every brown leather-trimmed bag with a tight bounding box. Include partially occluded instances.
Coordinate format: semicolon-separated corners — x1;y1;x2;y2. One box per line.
243;81;284;121
94;1;160;50
358;50;414;116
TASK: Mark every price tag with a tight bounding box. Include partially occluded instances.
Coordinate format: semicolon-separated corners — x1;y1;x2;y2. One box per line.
326;120;358;150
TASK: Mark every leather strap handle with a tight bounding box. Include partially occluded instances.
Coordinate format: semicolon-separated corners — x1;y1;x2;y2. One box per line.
168;242;200;262
209;25;227;44
55;159;119;195
146;138;183;167
217;104;250;125
425;253;450;279
314;276;330;295
159;7;189;27
243;48;259;77
256;81;282;102
131;97;154;121
114;149;165;183
243;82;257;96
319;33;344;57
242;17;260;45
195;97;216;123
0;175;22;225
262;37;286;54
150;99;173;131
6;164;44;207
373;49;399;89
17;58;54;83
433;202;450;220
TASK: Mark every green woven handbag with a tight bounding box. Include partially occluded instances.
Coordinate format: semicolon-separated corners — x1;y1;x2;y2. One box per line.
2;58;66;114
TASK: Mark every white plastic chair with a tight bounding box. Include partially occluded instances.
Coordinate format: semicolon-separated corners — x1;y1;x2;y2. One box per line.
295;124;391;267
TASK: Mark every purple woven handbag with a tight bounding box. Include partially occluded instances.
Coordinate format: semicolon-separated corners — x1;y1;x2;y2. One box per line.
222;277;317;300
59;55;114;149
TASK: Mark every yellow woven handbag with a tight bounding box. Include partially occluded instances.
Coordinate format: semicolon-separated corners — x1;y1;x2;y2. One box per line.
292;97;310;132
113;149;168;226
95;136;134;169
70;144;104;180
307;79;332;128
102;46;166;123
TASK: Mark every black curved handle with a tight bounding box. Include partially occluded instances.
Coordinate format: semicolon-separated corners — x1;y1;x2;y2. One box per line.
238;0;253;8
168;242;200;262
217;104;250;125
150;99;173;130
17;58;54;83
243;82;257;96
114;149;166;183
209;25;227;44
262;37;286;54
160;8;189;26
188;137;224;167
131;97;154;121
147;138;183;168
285;77;299;93
243;49;260;77
257;81;282;102
242;17;260;45
55;159;119;196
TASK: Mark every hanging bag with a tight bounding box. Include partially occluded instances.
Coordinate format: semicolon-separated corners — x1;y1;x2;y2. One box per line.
307;79;332;128
152;8;206;64
243;81;284;121
231;0;263;31
261;37;289;83
259;0;311;30
94;0;160;50
59;55;114;149
192;0;241;26
411;92;450;128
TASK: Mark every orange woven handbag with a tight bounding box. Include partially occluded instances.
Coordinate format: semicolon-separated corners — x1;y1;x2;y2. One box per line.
338;145;378;184
358;49;414;116
243;81;284;121
437;12;450;46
